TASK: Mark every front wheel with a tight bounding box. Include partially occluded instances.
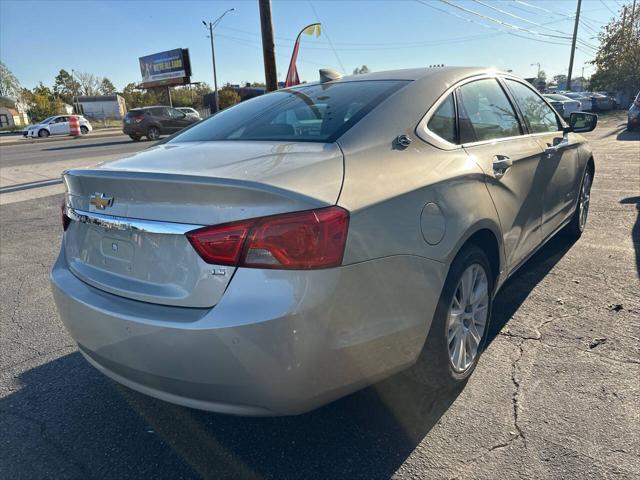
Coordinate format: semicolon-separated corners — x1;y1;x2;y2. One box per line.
407;245;493;388
38;129;49;138
146;126;160;141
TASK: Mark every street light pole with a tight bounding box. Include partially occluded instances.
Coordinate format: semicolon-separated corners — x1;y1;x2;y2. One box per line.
71;69;80;114
531;62;541;79
203;8;234;113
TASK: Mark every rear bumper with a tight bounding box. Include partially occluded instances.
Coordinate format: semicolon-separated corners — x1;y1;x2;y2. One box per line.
51;248;446;415
122;124;146;136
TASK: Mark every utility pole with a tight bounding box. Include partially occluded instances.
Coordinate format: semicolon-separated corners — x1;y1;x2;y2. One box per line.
566;0;582;92
258;0;278;92
202;8;234;113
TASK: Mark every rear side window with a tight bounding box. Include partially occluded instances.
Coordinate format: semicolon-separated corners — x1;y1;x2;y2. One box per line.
427;94;457;144
457;79;521;143
169;80;409;143
505;79;560;133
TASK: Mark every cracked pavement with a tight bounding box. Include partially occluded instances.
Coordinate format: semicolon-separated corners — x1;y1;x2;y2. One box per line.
1;112;638;479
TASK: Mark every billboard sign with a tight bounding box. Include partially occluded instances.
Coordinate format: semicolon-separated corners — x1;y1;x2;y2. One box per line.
139;49;191;87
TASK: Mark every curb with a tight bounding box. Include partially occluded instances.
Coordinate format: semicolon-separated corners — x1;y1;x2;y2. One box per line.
0;130;125;147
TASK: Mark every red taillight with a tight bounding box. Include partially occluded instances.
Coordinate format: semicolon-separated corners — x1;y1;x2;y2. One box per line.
186;206;349;269
61;203;70;231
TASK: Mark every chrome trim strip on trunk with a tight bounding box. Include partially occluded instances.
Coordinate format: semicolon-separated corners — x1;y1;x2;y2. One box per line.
65;207;204;235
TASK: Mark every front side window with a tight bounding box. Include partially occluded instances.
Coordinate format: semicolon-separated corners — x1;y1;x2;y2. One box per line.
505;79;560;134
456;79;521;143
169;80;408;143
427;94;456;144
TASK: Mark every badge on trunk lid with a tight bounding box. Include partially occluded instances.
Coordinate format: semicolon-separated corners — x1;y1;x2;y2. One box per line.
90;192;114;210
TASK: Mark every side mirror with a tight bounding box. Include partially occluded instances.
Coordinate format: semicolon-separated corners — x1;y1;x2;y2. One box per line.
566;112;598;133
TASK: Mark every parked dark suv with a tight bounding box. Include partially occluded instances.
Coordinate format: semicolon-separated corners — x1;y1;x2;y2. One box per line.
123;106;199;141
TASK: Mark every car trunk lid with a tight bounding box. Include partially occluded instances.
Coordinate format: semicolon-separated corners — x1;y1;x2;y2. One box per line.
62;141;344;308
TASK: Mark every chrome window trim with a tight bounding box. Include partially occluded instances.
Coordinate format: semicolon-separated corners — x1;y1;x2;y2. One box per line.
417;72;569;151
417;73;510;150
65;207;203;235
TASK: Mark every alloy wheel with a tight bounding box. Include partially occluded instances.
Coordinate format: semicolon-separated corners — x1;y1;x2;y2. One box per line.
579;171;592;231
446;263;489;373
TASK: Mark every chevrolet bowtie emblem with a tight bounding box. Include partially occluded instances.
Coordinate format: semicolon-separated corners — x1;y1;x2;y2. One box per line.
89;192;114;210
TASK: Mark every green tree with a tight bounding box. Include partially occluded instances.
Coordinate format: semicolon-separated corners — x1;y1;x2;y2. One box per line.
352;65;370;75
589;5;639;97
22;82;65;121
218;87;240;110
0;62;22;98
99;77;117;95
53;69;80;103
552;74;567;86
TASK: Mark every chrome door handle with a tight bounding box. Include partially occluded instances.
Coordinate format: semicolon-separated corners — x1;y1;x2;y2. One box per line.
544;139;569;157
492;155;513;179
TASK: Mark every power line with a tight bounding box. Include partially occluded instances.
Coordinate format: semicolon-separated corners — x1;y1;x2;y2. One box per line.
438;0;576;40
471;0;597;49
416;0;595;54
599;0;618;16
307;1;346;74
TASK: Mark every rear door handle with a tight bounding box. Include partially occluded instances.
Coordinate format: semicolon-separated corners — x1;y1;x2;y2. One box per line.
492;155;513;179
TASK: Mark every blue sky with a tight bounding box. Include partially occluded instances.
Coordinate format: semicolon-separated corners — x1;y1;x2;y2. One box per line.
0;0;625;91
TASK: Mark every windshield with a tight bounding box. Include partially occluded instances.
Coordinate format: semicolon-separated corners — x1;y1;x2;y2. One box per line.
169;80;408;143
37;116;55;124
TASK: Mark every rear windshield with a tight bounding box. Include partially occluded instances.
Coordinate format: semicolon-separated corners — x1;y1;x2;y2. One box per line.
169;80;408;143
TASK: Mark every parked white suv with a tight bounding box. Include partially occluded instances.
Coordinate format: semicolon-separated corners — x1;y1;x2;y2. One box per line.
24;115;93;138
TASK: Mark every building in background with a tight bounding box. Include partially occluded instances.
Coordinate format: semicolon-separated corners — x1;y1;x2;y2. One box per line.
76;94;127;120
0;96;29;129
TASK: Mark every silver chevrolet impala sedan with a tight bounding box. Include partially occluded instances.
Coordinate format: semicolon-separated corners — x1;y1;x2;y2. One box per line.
51;67;597;415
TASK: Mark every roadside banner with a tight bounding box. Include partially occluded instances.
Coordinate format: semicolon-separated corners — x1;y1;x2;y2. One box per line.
285;23;321;88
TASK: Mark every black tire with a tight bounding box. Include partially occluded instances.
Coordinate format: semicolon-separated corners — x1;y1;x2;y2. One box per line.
564;166;593;240
628;121;635;132
129;135;141;142
80;126;89;135
38;129;49;138
146;126;160;141
407;244;494;389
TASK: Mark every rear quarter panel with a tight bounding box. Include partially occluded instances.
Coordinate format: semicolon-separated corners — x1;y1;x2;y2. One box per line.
336;76;504;270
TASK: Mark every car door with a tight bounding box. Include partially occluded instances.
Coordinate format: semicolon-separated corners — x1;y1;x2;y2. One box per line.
155;107;175;133
48;117;64;135
457;78;545;273
503;79;580;239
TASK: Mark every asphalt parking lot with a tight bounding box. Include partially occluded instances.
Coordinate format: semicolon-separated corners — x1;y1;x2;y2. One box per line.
1;112;638;479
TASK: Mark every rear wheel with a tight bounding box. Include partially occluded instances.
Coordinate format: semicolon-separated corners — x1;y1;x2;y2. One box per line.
408;245;493;388
129;135;141;142
80;126;89;135
38;129;49;138
146;126;160;141
565;167;592;239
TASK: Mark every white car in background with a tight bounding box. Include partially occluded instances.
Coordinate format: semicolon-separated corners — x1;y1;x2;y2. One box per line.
23;115;93;138
562;92;593;112
176;107;201;120
543;94;582;118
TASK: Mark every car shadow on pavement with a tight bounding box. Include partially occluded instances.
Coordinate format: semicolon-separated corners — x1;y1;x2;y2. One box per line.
486;232;577;343
615;129;640;141
620;196;640;275
1;235;577;479
1;351;462;479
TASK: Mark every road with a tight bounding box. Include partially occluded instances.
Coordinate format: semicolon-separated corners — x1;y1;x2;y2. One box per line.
0;134;154;205
1;112;638;479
